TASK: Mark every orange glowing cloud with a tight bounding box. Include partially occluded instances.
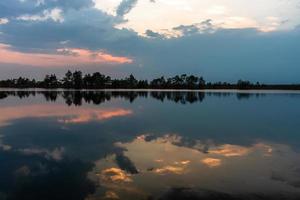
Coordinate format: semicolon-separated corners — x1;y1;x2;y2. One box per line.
0;44;132;67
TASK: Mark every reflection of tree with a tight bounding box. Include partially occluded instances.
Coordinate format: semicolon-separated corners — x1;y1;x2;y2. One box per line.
236;93;266;100
43;91;58;102
0;90;287;105
150;91;205;104
236;93;251;100
0;92;7;99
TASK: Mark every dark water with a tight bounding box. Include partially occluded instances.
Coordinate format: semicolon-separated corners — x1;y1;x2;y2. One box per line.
0;90;300;200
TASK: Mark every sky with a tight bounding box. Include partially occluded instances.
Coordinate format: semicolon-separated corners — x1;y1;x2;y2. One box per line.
0;0;300;83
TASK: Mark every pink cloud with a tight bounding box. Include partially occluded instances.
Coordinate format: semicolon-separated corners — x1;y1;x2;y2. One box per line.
0;44;133;67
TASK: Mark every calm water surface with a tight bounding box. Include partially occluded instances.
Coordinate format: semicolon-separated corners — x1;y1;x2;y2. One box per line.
0;90;300;200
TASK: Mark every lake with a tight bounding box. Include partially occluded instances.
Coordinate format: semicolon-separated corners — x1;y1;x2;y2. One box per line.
0;90;300;200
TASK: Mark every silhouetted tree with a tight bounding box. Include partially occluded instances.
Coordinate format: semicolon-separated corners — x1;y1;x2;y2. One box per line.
198;77;205;89
42;74;60;88
63;70;73;88
151;76;166;88
126;74;138;88
186;75;199;89
73;71;83;89
237;80;252;89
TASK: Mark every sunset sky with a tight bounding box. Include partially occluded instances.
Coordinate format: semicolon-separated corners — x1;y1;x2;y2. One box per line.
0;0;300;82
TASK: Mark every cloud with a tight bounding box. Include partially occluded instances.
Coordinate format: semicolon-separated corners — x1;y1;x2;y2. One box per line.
115;0;300;35
0;18;9;25
173;19;214;36
0;44;132;67
0;0;94;18
145;29;164;38
116;0;138;17
17;8;64;23
0;7;137;53
206;5;228;15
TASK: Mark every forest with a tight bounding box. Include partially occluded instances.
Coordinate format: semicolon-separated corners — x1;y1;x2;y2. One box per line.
0;70;299;90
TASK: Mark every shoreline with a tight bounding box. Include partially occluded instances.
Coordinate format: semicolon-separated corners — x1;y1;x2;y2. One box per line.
1;88;300;94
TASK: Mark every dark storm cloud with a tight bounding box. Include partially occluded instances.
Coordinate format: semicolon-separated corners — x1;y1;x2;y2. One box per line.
0;7;138;53
0;0;94;18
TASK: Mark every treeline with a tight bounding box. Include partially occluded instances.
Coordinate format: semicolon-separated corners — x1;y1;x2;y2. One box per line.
0;70;299;90
0;71;204;89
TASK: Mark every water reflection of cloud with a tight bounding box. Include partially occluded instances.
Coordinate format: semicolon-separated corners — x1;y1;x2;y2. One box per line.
153;166;185;175
174;160;190;165
0;152;96;200
100;168;132;183
15;165;31;176
208;144;250;157
0;134;65;161
59;109;133;124
201;158;222;168
0;135;12;151
0;104;133;126
19;147;65;161
0;135;65;161
88;134;300;199
103;191;120;199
